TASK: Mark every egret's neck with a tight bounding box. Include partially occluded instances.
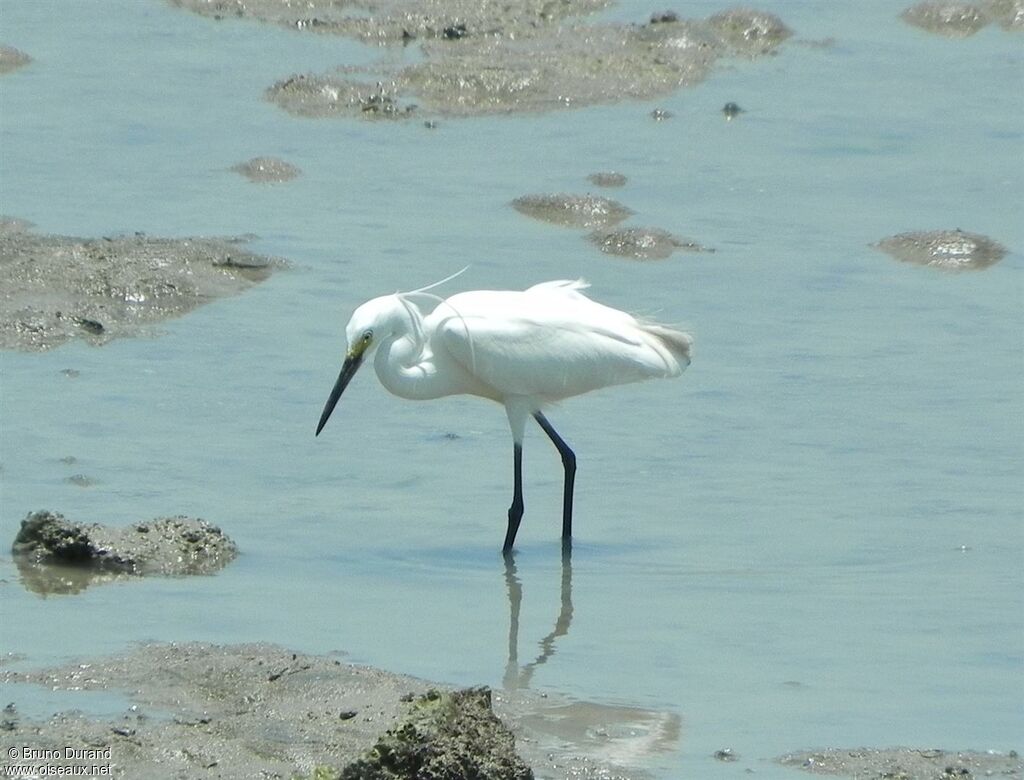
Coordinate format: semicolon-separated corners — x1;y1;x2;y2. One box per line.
374;334;442;400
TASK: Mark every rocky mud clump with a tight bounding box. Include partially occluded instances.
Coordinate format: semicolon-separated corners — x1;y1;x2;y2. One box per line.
0;44;32;74
12;510;238;579
230;156;301;182
588;227;714;260
872;229;1008;271
339;688;533;780
511;194;633;229
900;1;1024;35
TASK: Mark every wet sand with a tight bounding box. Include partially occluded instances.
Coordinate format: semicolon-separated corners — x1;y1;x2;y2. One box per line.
1;642;672;780
778;746;1021;778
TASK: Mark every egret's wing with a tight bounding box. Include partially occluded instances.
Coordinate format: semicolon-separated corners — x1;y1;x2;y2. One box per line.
435;306;679;400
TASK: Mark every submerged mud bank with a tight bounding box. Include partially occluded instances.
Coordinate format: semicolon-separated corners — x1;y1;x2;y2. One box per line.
0;643;667;780
262;6;791;119
778;746;1022;778
872;229;1008;271
588;227;714;260
0;223;285;351
512;192;713;260
511;193;633;229
11;511;238;594
900;0;1024;36
230;155;301;183
0;44;32;74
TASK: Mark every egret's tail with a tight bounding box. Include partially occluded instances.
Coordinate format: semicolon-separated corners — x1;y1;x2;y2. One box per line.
643;324;693;370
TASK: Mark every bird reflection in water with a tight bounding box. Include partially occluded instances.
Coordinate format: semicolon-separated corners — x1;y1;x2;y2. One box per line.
497;544;682;776
502;541;574;690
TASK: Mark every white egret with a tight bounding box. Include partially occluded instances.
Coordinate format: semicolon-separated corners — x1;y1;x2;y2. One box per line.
315;278;693;552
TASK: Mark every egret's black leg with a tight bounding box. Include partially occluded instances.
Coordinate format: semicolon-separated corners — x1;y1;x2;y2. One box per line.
503;443;524;553
533;411;576;540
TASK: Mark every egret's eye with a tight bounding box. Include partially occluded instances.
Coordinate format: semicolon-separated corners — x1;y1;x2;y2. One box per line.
362;330;373;343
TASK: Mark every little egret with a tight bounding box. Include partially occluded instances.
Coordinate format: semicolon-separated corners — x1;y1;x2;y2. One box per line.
315;278;693;552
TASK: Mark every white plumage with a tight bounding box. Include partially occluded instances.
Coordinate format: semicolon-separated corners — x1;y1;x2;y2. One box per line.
316;278;692;552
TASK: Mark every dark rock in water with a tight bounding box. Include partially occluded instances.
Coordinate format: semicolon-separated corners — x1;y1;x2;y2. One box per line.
900;2;992;36
650;11;680;24
231;156;301;182
511;194;633;229
586;172;627;188
12;510;238;577
722;101;743;119
341;687;534;780
0;45;32;75
872;229;1007;271
0;227;286;351
588;227;713;260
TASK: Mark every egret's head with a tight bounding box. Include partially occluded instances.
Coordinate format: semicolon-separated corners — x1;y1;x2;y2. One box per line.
316;294;414;437
342;294;400;359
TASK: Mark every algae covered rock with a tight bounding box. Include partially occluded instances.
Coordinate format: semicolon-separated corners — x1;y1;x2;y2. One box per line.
340;687;534;780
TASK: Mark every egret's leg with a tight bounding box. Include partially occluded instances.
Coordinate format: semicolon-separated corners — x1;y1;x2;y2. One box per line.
503;443;524;553
533;412;576;540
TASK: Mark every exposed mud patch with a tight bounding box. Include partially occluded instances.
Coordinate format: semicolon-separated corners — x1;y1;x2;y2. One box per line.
0;643;665;779
11;511;238;593
230;155;301;182
777;746;1021;779
872;229;1008;271
0;44;32;74
267;73;419;119
0;226;285;351
900;1;1024;35
705;7;794;55
511;194;633;229
167;0;612;44
262;7;791;119
588;227;714;260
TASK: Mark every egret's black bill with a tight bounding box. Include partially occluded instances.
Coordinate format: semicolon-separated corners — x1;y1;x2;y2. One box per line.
315;354;363;436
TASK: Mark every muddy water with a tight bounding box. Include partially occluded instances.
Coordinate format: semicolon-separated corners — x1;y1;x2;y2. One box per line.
1;2;1021;779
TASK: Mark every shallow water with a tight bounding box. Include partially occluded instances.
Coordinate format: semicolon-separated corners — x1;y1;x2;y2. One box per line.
1;2;1022;777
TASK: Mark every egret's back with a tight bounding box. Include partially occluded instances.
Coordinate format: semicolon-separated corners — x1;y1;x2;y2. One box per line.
428;280;692;404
